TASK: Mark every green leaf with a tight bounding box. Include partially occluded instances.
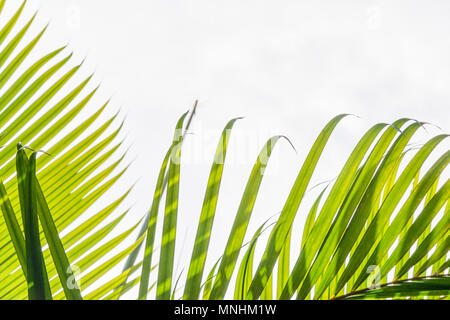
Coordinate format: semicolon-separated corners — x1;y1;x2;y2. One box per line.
301;185;327;247
202;258;221;300
313;121;423;299
246;115;349;300
0;2;128;299
336;276;450;300
377;181;450;282
234;223;268;300
0;181;26;272
296;121;405;299
334;134;448;295
52;223;144;299
30;152;83;300
138;146;173;300
210;136;292;300
85;262;145;300
0;0;25;46
156;111;189;300
16;145;51;300
277;227;291;298
0;11;37;69
132;106;197;300
350;151;450;290
184;118;240;299
282;122;387;299
414;234;450;277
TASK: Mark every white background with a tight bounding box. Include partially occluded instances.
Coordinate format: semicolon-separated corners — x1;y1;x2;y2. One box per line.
2;0;449;298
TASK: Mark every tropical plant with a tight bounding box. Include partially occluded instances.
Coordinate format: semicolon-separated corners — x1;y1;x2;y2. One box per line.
0;0;132;299
0;1;449;300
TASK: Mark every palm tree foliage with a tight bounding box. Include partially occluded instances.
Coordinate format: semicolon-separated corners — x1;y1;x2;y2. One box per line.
0;1;449;300
0;0;131;299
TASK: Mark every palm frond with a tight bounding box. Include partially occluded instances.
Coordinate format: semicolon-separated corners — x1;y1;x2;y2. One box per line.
0;1;130;299
0;1;448;301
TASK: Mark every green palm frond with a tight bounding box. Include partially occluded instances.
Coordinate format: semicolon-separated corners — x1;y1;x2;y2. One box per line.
336;276;450;300
146;115;448;300
0;1;448;301
0;1;131;300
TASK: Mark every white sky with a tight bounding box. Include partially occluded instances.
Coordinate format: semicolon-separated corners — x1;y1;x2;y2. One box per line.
1;0;449;299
